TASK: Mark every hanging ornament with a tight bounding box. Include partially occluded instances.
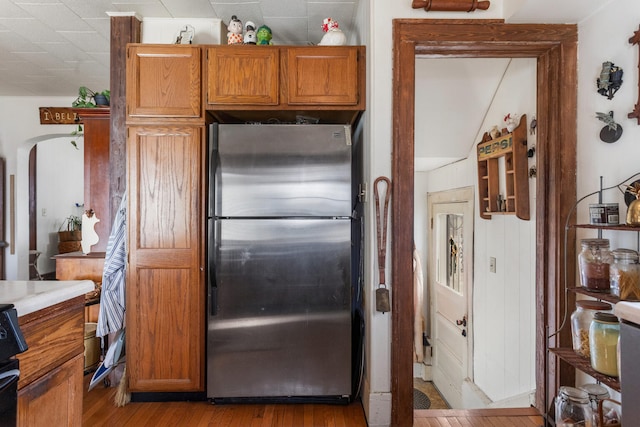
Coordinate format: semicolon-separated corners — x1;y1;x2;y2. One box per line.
596;111;623;143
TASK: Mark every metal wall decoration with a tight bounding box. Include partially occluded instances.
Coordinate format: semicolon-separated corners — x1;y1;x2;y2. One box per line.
597;61;623;99
411;0;490;12
596;111;623;143
629;25;640;124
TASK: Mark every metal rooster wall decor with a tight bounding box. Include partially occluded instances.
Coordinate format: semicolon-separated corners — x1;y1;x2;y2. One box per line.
596;111;623;143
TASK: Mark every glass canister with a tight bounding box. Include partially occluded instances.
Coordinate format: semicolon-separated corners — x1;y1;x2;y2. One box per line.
589;312;620;377
610;248;640;300
555;386;594;427
579;383;609;427
579;239;612;292
571;300;612;358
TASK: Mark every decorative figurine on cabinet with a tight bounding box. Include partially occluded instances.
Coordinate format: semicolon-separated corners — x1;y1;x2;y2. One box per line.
227;15;243;45
596;111;623;143
81;209;100;254
319;17;346;46
256;25;273;45
504;113;518;133
597;61;623;100
244;21;257;44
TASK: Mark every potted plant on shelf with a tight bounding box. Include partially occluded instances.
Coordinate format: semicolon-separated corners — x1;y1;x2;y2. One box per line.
72;86;110;108
58;215;82;254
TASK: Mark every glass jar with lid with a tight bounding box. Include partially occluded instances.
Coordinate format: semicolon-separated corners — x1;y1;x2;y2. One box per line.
579;239;612;291
571;300;612;358
610;248;640;300
555;386;594;427
589;312;620;377
579;383;609;426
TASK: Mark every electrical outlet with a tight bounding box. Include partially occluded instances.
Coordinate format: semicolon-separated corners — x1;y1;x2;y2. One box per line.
489;257;496;273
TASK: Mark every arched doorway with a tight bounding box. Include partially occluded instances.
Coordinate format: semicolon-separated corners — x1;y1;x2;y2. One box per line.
391;20;578;426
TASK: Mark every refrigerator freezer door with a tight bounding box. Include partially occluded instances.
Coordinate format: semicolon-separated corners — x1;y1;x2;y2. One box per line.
207;218;352;399
210;124;352;218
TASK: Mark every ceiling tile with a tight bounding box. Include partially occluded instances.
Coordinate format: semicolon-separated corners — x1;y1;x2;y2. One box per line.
84;18;111;38
260;0;307;18
266;17;308;45
111;2;172;17
0;0;31;18
211;2;262;28
59;0;117;19
16;3;94;31
0;18;66;43
57;31;110;53
162;0;217;18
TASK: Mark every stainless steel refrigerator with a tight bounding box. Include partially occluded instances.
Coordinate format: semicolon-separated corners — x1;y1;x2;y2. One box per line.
207;123;360;403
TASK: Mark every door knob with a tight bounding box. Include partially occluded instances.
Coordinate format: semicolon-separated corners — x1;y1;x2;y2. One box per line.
456;316;467;327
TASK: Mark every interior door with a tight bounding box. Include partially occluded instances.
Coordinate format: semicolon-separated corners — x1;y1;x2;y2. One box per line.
428;189;474;409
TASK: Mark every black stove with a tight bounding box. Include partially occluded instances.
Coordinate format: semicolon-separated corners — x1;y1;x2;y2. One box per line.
0;304;28;427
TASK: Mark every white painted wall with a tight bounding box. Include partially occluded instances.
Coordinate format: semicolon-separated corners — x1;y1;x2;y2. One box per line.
36;138;85;275
0;96;83;279
572;0;640;401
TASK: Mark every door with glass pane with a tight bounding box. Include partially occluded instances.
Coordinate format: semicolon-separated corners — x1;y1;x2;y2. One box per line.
428;188;473;409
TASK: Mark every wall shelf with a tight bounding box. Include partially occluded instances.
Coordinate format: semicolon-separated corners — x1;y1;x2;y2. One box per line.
549;347;620;392
569;287;620;305
573;223;640;232
476;114;530;220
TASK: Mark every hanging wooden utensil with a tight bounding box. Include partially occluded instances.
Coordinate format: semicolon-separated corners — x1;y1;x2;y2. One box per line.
374;176;392;313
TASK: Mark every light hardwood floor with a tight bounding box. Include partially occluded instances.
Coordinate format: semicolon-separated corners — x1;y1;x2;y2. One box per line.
414;408;544;427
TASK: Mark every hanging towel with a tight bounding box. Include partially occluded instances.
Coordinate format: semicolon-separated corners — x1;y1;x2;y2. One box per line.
96;193;127;338
413;245;425;363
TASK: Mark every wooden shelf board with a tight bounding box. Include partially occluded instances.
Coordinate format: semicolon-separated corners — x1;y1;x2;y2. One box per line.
573;223;640;231
569;287;620;304
549;347;620;391
485;211;515;215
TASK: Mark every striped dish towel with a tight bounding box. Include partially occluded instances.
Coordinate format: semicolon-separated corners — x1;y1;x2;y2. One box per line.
96;193;127;338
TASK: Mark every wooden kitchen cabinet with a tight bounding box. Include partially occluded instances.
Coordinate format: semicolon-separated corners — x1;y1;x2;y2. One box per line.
206;46;279;106
79;109;111;252
54;251;105;322
17;296;85;426
126;44;203;120
205;45;365;112
285;46;361;106
126;125;206;393
18;355;83;426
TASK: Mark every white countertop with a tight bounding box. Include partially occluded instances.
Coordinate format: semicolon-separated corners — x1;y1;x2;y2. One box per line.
614;301;640;325
0;280;95;317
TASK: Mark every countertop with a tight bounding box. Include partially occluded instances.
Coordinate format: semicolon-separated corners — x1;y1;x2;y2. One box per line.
614;301;640;326
0;280;95;316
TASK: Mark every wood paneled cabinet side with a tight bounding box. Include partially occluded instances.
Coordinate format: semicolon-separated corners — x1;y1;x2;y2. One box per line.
126;44;203;121
126;125;206;392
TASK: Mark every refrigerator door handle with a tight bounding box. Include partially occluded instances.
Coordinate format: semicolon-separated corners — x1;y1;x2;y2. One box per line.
208;218;218;316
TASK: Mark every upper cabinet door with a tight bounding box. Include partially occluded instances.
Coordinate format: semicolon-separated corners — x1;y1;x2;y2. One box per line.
127;45;202;119
206;46;279;106
286;46;361;106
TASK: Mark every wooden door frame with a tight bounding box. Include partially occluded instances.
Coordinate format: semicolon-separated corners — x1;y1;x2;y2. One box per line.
391;19;577;426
